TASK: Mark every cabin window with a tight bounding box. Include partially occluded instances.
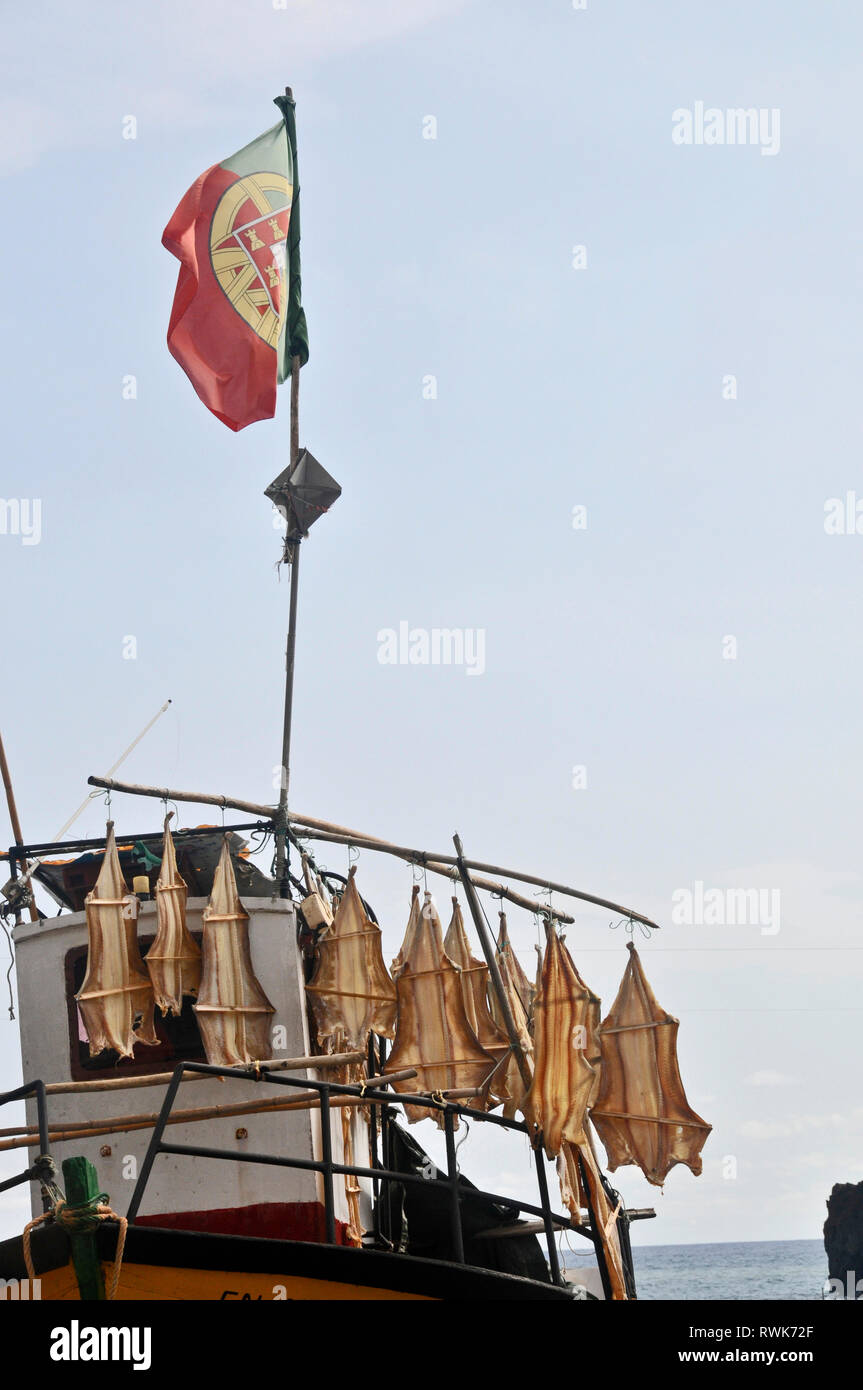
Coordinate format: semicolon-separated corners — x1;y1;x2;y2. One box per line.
64;937;206;1081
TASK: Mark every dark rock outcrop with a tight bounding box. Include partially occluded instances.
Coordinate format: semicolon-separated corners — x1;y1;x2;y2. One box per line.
824;1182;863;1295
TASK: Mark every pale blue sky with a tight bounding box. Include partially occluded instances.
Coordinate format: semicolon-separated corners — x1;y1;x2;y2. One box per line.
1;1;862;1267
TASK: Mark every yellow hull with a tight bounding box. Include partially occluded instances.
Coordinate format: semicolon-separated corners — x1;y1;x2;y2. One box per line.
39;1258;432;1301
1;1221;572;1301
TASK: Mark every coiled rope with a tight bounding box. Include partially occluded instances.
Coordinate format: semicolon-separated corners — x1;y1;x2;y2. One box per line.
22;1192;128;1300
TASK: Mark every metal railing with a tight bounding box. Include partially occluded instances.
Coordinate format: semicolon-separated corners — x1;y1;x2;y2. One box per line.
0;1079;57;1211
3;823;275;868
124;1058;589;1289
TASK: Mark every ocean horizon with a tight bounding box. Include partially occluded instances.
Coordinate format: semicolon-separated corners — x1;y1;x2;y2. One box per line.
566;1238;828;1300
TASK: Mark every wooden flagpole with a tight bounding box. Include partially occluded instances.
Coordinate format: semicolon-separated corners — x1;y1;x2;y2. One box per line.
273;354;301;899
273;84;302;901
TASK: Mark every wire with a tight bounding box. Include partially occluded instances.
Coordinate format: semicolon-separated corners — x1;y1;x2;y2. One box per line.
0;908;15;1019
51;698;173;844
453;1116;471;1172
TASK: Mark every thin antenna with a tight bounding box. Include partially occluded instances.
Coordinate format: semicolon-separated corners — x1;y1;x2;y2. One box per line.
53;699;173;843
9;699;173;903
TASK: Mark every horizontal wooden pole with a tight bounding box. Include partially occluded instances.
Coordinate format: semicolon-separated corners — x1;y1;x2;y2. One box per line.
86;775;658;929
301;831;574;925
84;775;571;922
0;1078;488;1152
32;1051;365;1100
258;1051;365;1074
2;1069;418;1142
85;779;271;820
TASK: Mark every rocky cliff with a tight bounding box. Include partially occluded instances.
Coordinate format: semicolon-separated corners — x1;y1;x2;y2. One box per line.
824;1181;863;1298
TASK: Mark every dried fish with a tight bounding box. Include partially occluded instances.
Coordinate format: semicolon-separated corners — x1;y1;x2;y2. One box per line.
496;912;535;1013
76;822;159;1059
489;915;535;1119
320;1023;365;1247
193;838;275;1066
145;815;201;1016
385;890;497;1127
305;865;396;1049
518;922;598;1158
558;1132;629;1300
443;899;509;1103
340;1101;364;1246
591;942;711;1186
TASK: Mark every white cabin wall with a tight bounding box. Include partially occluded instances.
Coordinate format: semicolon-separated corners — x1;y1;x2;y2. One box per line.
13;899;359;1228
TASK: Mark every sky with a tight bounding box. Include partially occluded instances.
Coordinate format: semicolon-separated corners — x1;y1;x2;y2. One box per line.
1;0;862;1281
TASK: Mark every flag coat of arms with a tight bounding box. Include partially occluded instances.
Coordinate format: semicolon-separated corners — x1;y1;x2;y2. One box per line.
163;95;309;431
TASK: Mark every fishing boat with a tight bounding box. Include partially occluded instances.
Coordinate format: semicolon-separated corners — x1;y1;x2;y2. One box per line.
0;88;711;1303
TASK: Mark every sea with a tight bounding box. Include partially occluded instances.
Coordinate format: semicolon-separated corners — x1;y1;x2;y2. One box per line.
567;1239;829;1300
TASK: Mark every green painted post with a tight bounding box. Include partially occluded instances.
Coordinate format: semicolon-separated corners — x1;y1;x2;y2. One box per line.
61;1155;106;1301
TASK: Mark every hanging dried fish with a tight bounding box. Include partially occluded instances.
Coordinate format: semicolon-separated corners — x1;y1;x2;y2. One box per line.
557;1132;629;1300
305;865;396;1049
145;815;201;1016
389;884;423;978
489;915;535;1119
573;940;602;1106
518;922;599;1158
76;822;159;1059
496;912;535;1013
340;1102;364;1246
590;942;711;1186
318;1020;366;1247
384;889;497;1128
443;899;509;1099
193;838;275;1066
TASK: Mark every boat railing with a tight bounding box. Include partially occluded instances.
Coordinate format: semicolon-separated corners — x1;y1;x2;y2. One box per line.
123;1058;582;1289
0;1079;57;1211
2;821;275;913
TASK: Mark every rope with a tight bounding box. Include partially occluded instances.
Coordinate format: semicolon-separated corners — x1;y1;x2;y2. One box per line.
22;1195;128;1299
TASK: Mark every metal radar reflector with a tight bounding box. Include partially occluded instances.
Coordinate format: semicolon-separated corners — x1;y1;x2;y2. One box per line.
265;449;341;544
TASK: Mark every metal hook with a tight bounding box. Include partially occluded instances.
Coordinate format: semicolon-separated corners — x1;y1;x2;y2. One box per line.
610;916;650;940
453;1116;471;1169
532;886;554;935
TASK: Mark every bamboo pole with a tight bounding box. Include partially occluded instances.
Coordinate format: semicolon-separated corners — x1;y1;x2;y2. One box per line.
86;774;659;929
297;830;574;924
86;777;269;821
256;1050;363;1075
2;1069;419;1143
0;1081;485;1153
25;1050;366;1100
0;729;39;923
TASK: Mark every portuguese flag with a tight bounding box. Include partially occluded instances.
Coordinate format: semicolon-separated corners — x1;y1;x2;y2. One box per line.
163;94;309;432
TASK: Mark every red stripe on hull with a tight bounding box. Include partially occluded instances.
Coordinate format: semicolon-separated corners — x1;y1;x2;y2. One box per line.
135;1202;350;1245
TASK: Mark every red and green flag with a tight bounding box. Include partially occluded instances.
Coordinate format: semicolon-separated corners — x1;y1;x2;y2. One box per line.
163;94;309;432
